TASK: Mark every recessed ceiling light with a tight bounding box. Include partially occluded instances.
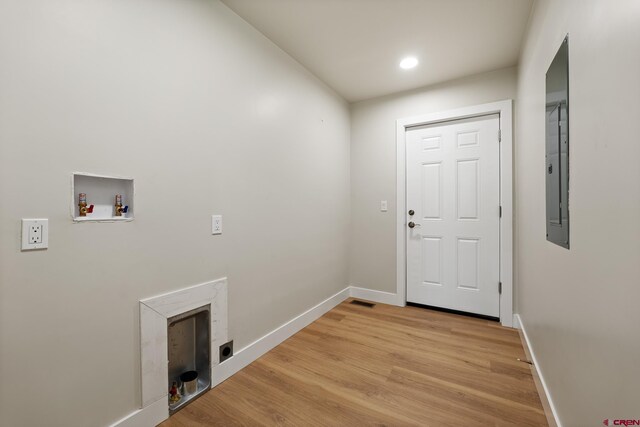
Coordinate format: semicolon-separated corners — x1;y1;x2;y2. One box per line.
399;57;418;70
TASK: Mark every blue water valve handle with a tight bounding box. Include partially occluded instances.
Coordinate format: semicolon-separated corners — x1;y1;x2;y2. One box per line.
123;206;129;213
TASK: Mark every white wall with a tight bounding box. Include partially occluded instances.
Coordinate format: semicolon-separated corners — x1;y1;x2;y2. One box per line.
349;67;517;293
516;1;640;425
0;1;350;426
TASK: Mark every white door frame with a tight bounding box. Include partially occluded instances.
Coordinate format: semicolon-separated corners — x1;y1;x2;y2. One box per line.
396;100;514;327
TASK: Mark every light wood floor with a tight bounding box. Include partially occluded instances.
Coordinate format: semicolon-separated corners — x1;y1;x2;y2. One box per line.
160;299;547;426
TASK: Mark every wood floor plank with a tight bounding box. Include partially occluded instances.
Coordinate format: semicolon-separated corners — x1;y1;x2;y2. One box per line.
159;299;547;426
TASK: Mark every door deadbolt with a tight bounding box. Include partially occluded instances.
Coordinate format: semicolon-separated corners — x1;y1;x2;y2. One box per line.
408;210;415;216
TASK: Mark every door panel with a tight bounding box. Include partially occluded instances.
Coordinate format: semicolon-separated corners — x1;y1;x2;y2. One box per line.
422;163;442;219
406;115;500;317
457;159;479;220
421;237;442;285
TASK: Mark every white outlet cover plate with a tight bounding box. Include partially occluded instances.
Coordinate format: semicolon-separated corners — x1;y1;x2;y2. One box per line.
212;215;222;235
21;219;49;250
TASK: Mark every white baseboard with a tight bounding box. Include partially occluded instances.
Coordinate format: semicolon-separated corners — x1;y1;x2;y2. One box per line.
349;286;403;306
109;397;167;427
211;287;350;386
512;313;521;329
514;314;562;427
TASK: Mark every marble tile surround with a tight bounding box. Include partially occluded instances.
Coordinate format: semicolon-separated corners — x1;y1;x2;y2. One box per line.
139;278;228;408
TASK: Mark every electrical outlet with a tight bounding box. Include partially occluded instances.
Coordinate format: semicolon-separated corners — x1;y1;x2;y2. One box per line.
30;224;43;244
212;215;222;235
22;219;48;250
219;340;233;363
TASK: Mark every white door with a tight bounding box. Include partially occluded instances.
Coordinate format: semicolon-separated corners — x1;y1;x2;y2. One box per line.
406;114;501;317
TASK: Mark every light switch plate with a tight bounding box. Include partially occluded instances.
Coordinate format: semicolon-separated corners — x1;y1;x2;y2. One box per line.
21;219;48;250
380;200;388;212
211;215;222;235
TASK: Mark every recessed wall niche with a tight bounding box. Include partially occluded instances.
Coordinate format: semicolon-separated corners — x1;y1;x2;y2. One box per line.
168;305;211;414
71;173;134;222
545;36;570;248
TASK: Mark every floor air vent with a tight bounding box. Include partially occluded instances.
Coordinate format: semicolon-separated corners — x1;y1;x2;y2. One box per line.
350;300;375;308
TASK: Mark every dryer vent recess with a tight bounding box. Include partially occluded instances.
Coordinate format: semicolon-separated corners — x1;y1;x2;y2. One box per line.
219;341;233;363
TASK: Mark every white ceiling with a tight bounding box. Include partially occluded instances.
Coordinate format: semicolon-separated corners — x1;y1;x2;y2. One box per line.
221;0;533;102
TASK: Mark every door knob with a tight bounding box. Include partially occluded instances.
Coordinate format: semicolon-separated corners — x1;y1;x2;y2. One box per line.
408;221;421;228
